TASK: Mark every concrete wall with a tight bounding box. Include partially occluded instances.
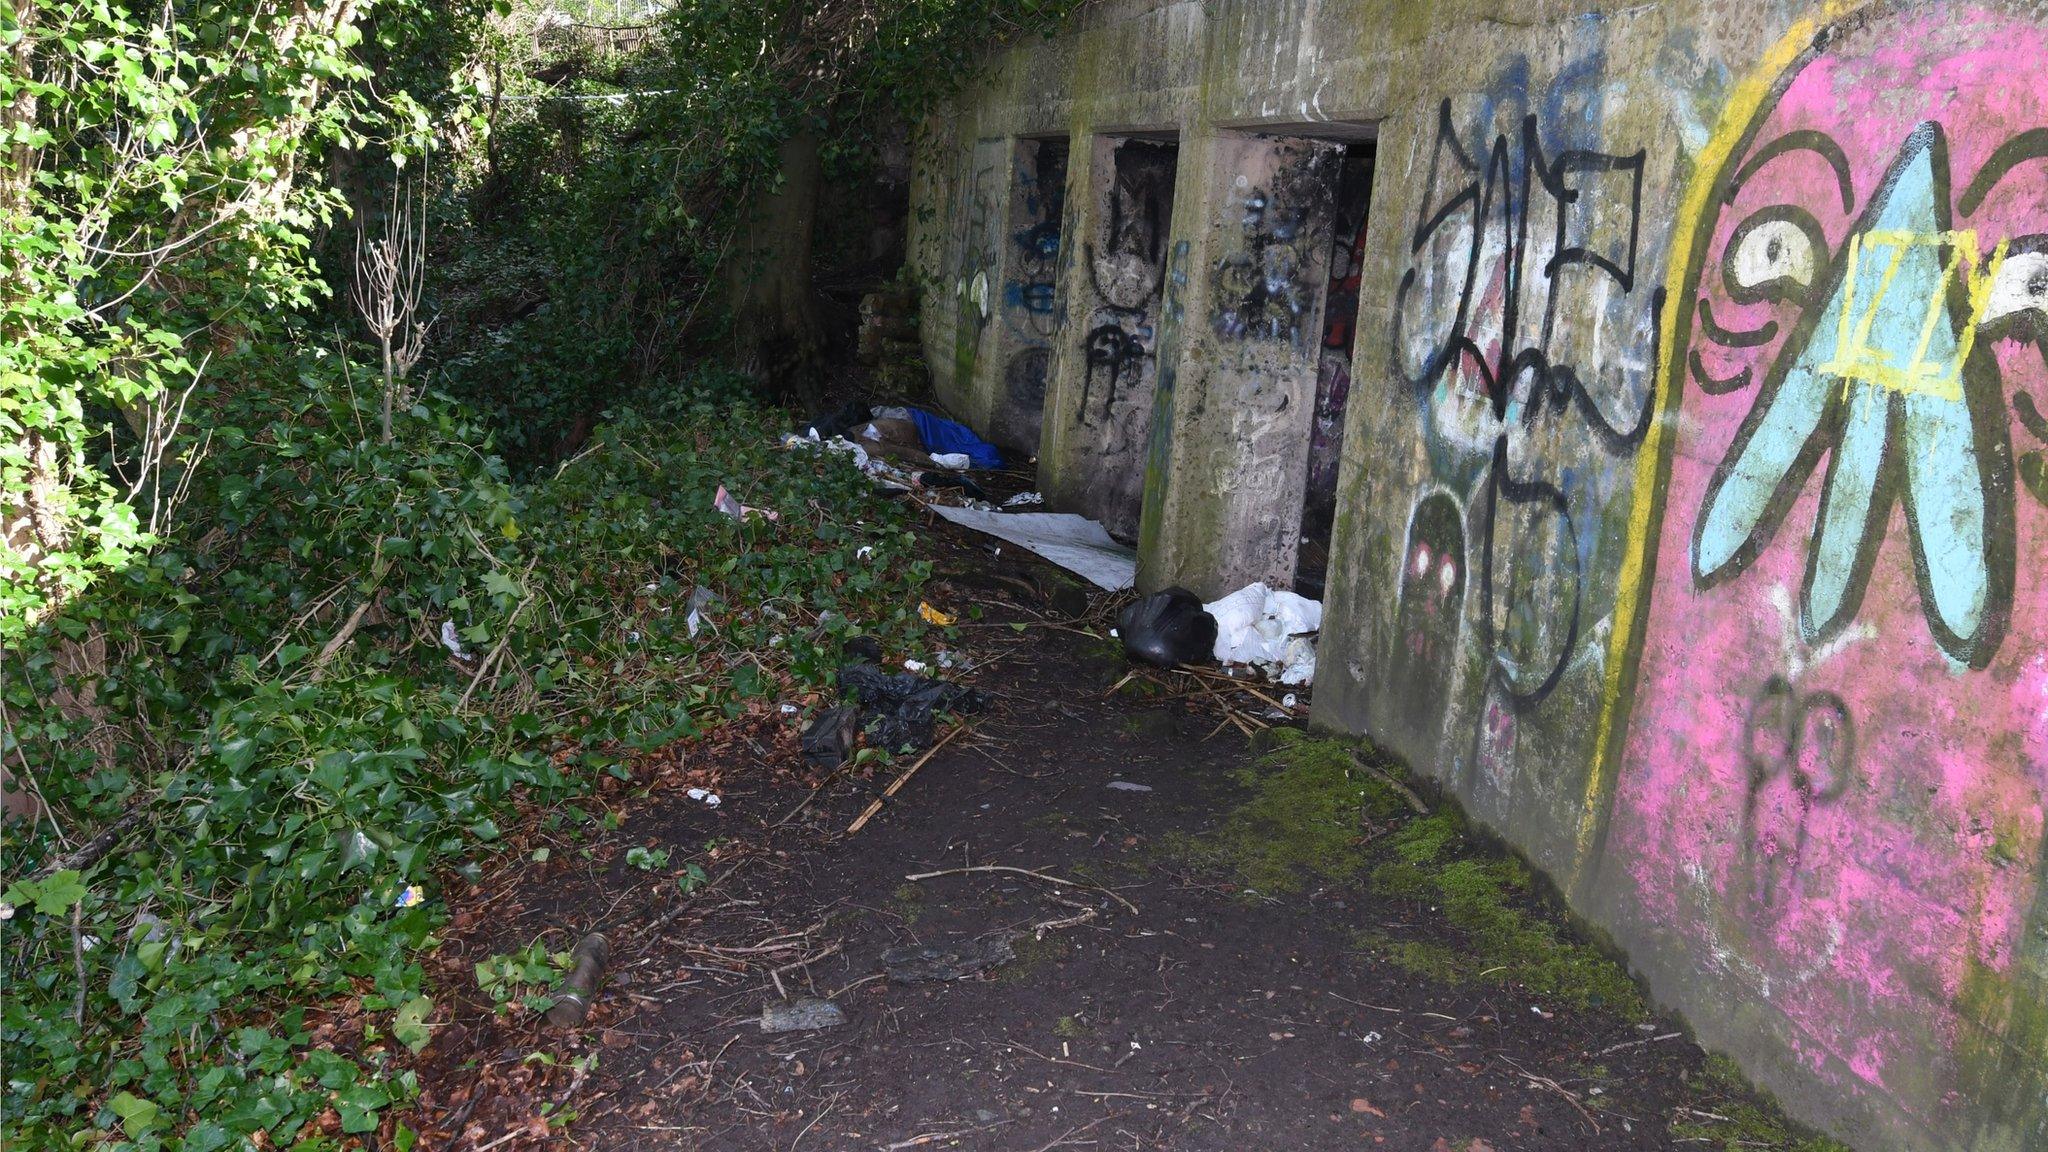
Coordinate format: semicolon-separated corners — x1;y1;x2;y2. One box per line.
909;3;2048;1149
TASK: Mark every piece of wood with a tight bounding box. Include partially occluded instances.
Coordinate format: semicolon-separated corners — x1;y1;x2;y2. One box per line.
844;722;970;834
1349;750;1432;816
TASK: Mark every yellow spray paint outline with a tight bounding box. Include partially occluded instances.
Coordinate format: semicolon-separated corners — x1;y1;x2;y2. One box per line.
1570;1;1876;884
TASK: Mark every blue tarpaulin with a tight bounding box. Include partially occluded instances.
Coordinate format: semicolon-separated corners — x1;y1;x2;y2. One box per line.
907;408;1004;470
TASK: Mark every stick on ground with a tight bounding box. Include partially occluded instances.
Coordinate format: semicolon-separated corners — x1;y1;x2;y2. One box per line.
845;722;971;834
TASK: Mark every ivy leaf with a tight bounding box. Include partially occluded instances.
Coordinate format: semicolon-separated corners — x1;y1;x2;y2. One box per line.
107;1091;161;1139
4;870;87;916
393;995;433;1052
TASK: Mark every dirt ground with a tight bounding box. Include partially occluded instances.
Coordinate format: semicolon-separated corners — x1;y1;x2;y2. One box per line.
401;503;1828;1152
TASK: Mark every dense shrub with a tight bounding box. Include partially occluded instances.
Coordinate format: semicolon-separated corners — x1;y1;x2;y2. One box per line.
1;357;930;1148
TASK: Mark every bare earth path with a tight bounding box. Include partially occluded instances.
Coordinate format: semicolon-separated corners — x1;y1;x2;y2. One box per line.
404;513;1824;1152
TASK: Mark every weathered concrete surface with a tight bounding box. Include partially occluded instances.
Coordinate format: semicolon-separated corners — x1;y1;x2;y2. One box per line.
911;3;2048;1149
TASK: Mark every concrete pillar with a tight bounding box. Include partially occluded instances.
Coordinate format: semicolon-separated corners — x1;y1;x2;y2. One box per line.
1038;132;1184;540
1140;132;1344;597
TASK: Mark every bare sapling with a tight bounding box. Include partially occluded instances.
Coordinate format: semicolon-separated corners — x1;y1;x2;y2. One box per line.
350;172;432;443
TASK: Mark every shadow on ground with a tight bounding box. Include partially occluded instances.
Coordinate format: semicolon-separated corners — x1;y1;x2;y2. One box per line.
402;508;1842;1152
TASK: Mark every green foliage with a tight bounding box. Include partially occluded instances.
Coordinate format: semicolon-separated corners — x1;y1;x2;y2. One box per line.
625;845;669;871
2;360;929;1149
474;939;566;1015
0;0;388;632
430;0;1088;459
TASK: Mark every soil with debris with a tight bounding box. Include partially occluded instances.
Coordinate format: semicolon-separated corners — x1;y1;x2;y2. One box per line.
402;503;1830;1152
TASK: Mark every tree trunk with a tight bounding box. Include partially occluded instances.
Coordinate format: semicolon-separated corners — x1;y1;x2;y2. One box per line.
726;129;826;411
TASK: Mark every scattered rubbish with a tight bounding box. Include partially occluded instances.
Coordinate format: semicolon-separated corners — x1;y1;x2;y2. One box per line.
918;602;958;627
1205;582;1321;685
439;621;471;660
779;703;798;715
856;545;875;561
1361;1030;1383;1045
685;787;722;809
916;471;989;500
1106;781;1154;793
839;661;987;751
780;430;872;472
713;484;778;522
394;885;425;909
906;408;1003;469
1281;693;1297;709
1002;491;1045;508
801;705;859;770
545;933;610;1028
902;658;928;674
928;506;1135;591
759;997;846;1033
861;416;926;452
800;398;876;441
882;931;1018;983
682;585;720;639
929;451;972;470
1117;587;1219;668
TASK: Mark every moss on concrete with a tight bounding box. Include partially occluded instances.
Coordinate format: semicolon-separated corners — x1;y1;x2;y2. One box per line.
1669;1055;1854;1152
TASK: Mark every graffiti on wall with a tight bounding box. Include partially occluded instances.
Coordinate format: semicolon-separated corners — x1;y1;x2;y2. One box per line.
1075;139;1179;539
1081;140;1176;427
1601;1;2048;1110
998;139;1069;439
1211;147;1341;346
1390;54;1659;728
952;143;1006;387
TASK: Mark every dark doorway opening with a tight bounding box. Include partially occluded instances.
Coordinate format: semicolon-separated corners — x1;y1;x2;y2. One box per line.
1295;139;1375;598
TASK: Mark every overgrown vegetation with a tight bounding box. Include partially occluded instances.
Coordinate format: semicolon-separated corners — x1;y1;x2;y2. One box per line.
3;372;932;1145
2;0;1089;1146
433;0;1087;461
1168;730;1647;1019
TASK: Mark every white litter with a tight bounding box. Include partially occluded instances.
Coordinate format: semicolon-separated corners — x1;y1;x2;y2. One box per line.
686;787;722;808
927;506;1136;591
1106;781;1154;792
1203;582;1321;685
929;451;971;470
903;659;928;673
439;621;471;660
1002;491;1045;508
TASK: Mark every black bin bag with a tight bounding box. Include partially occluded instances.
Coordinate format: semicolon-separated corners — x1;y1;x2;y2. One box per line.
1117;587;1217;668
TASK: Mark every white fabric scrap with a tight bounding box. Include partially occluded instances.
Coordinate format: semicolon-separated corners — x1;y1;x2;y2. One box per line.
927;506;1136;591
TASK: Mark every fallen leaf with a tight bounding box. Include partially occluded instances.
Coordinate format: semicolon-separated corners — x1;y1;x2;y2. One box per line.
1351;1098;1386;1117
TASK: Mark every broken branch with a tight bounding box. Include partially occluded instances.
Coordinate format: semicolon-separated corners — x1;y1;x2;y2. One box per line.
901;863;1139;916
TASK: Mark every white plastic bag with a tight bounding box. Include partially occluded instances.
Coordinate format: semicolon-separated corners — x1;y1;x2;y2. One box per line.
1203;582;1322;684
